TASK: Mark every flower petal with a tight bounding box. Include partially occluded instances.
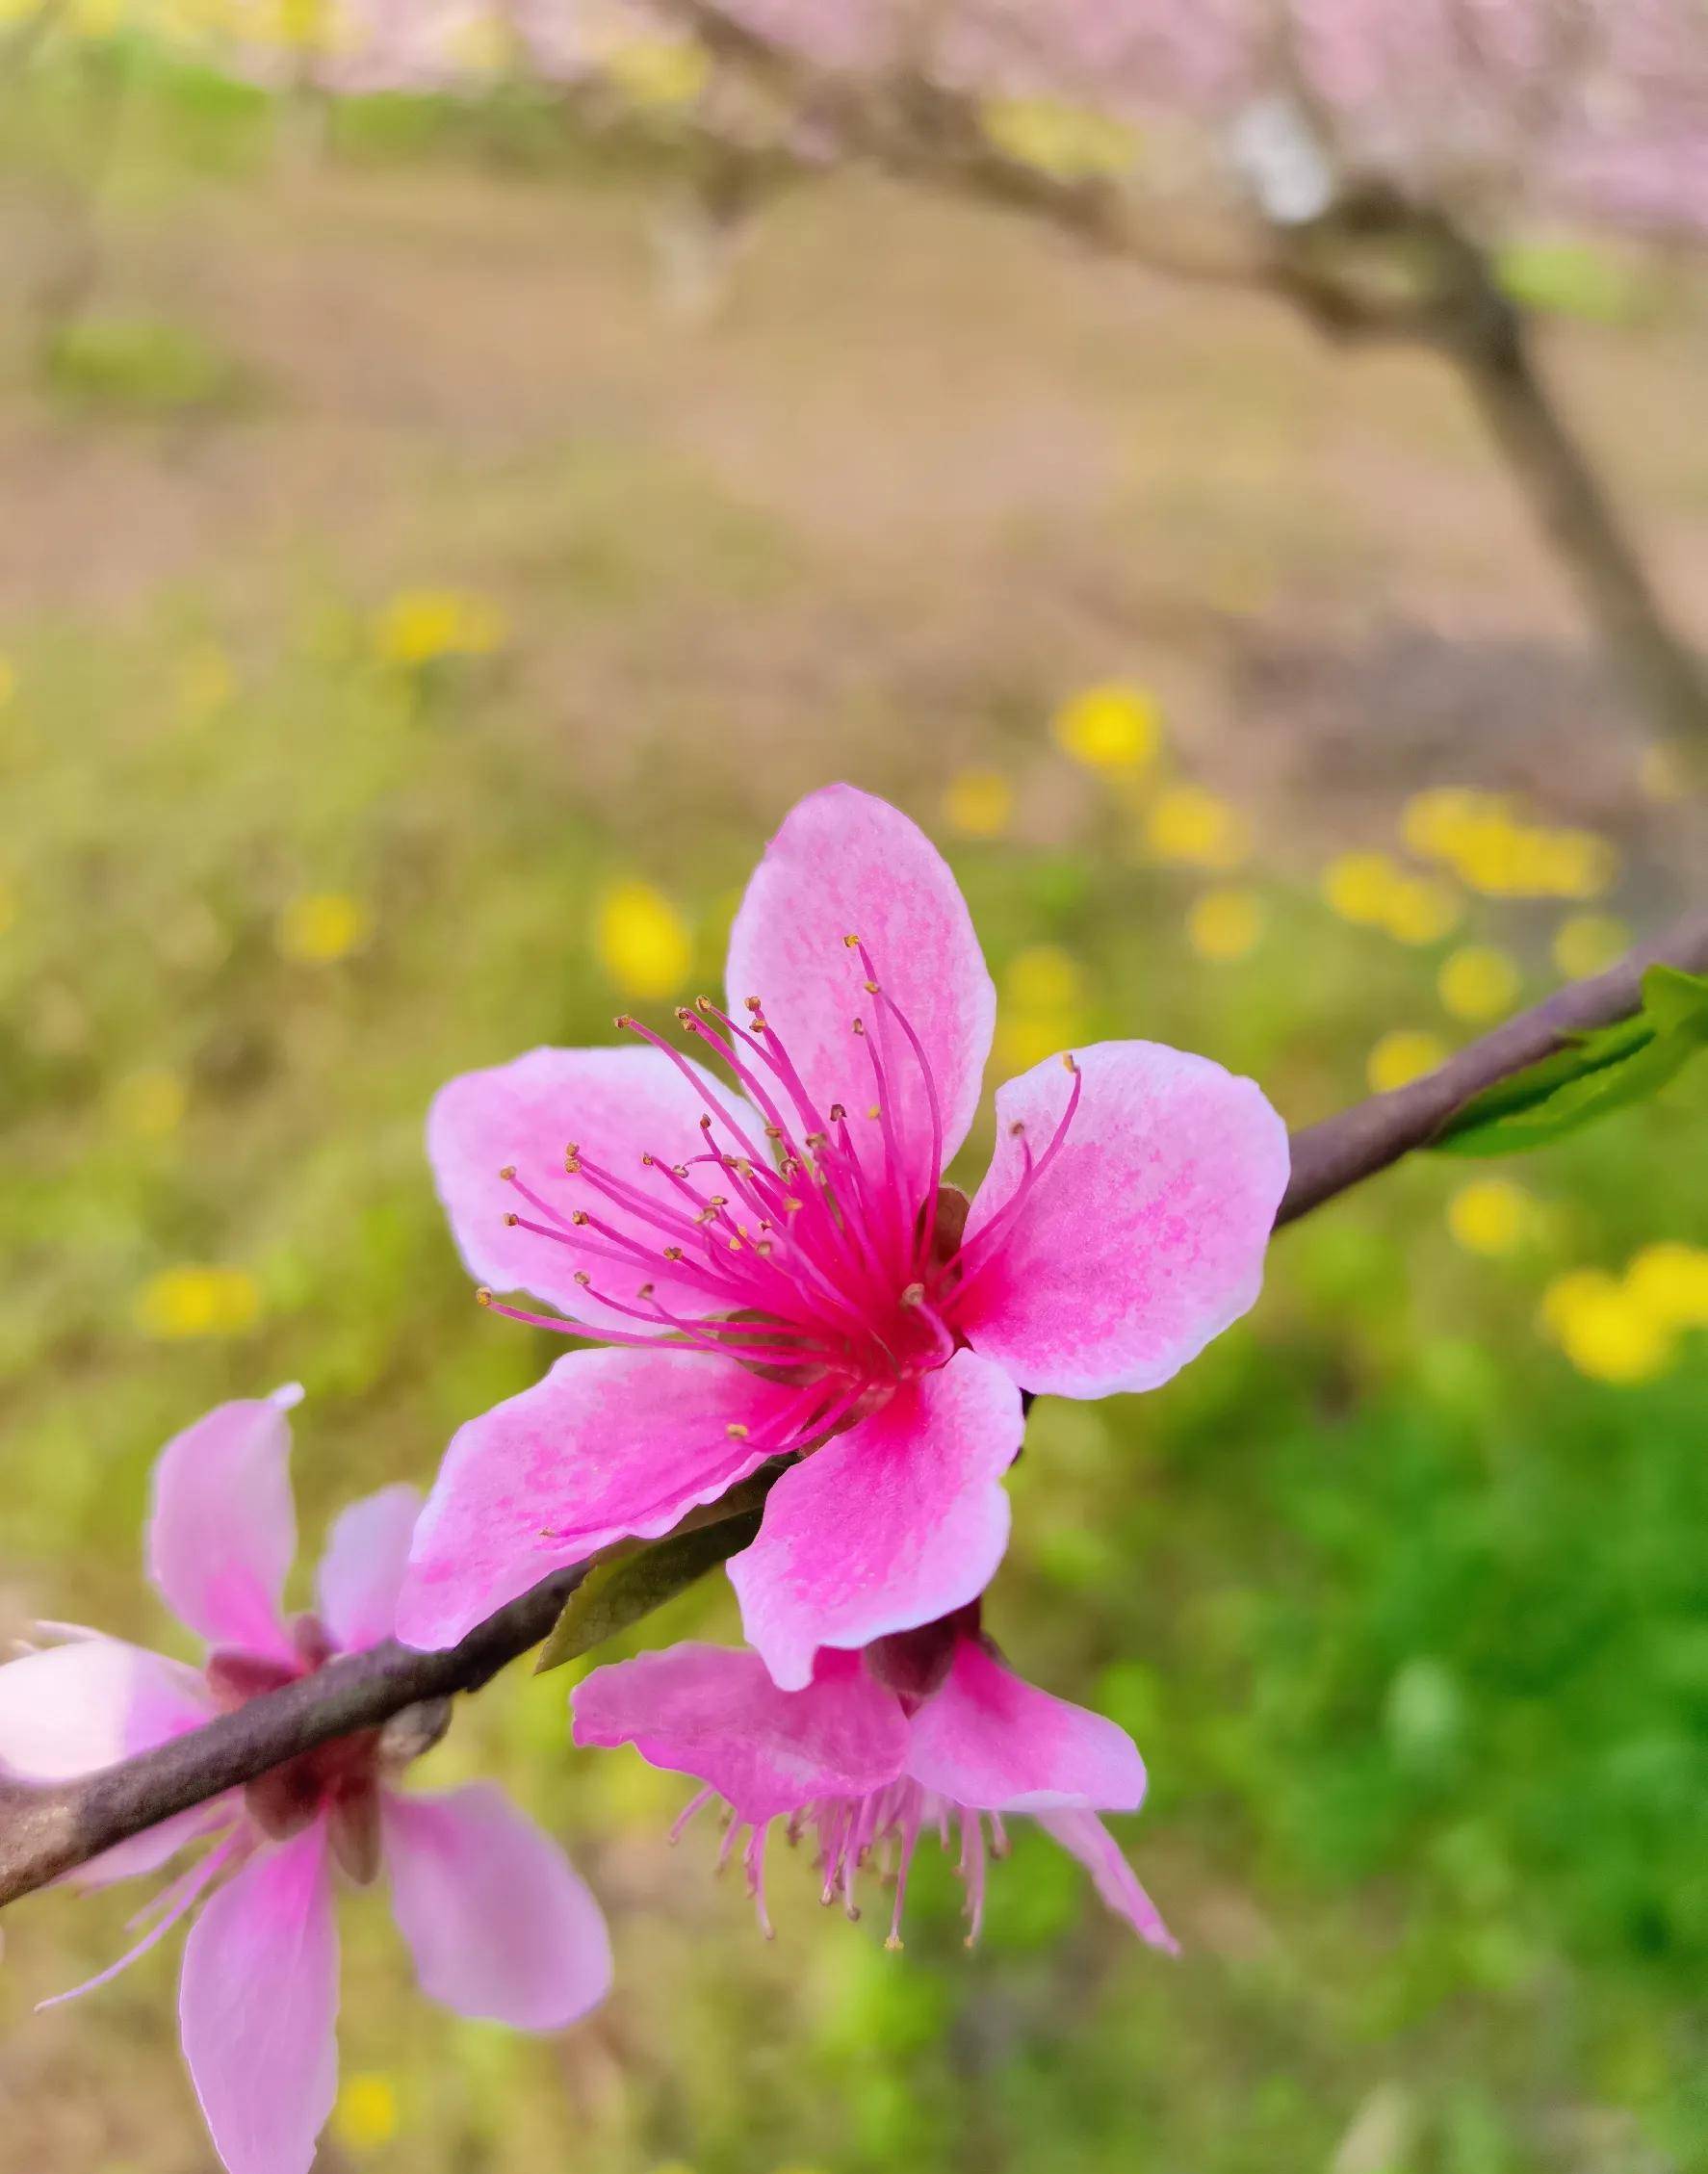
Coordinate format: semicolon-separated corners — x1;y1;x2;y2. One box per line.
147;1389;302;1660
316;1485;422;1654
381;1783;611;2030
905;1637;1146;1813
179;1824;341;2174
0;1639;220;1885
725;784;996;1181
397;1348;802;1650
1036;1808;1179;1954
955;1041;1289;1398
573;1643;909;1824
427;1044;754;1331
727;1350;1021;1691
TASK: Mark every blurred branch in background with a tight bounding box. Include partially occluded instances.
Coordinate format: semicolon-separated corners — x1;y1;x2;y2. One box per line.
6;909;1706;1912
641;0;1708;756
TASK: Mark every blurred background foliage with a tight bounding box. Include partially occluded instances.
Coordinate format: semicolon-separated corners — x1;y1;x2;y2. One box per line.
2;26;1708;2174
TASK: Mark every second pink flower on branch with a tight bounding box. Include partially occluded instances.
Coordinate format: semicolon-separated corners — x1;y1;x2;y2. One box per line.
400;784;1290;1686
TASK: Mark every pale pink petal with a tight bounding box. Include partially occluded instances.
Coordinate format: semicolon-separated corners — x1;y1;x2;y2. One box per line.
725;784;996;1182
955;1041;1290;1398
427;1045;755;1331
381;1783;610;2030
179;1824;341;2174
1037;1809;1179;1954
0;1638;221;1885
0;1638;212;1778
147;1388;302;1660
573;1643;909;1823
905;1638;1147;1813
727;1351;1021;1692
316;1485;422;1653
397;1348;802;1650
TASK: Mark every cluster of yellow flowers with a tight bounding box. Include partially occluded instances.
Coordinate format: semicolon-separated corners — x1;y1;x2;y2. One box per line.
594;879;694;1001
1322;849;1461;947
1401;789;1617;900
997;943;1088;1074
1540;1243;1708;1384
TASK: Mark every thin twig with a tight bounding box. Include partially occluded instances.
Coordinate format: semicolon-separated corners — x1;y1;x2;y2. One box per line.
3;915;1705;1909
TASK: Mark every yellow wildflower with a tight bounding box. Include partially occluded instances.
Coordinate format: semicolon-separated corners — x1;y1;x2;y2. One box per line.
1186;888;1264;963
1623;1242;1708;1331
1446;1178;1536;1256
111;1067;187;1140
333;2073;401;2153
1540;1269;1673;1384
1323;851;1402;927
1437;945;1521;1022
941;768;1014;840
1366;1029;1448;1094
1146;784;1251;870
277;893;371;964
1002;944;1085;1012
374;588;508;668
981;97;1138;183
1551;913;1628;981
1382;875;1461;946
1050;683;1159;776
605;36;711;108
996;1011;1081;1075
136;1265;261;1340
595;880;693;1000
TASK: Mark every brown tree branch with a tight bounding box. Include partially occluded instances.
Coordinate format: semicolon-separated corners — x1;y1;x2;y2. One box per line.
2;914;1706;1909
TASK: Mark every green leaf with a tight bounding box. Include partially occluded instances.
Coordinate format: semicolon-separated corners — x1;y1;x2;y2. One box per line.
532;1496;765;1674
1434;966;1708;1157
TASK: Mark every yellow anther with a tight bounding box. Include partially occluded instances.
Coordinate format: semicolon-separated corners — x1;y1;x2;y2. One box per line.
503;1212;520;1227
640;1152;655;1166
475;1287;493;1307
1061;1051;1080;1074
866;1104;880;1120
843;932;861;947
664;1245;685;1261
863;979;880;995
574;1271;591;1286
744;995;763;1012
498;1164;516;1180
613;1014;634;1030
726;1422;750;1439
900;1282;925;1307
571;1211;591;1227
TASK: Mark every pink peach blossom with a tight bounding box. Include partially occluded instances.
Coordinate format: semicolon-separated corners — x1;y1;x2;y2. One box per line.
0;1389;609;2174
400;783;1288;1687
571;1611;1177;1951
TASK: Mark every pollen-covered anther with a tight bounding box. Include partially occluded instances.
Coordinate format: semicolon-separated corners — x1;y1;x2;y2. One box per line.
866;1105;880;1121
744;995;763;1012
574;1272;591;1287
571;1211;591;1228
842;932;861;947
1009;1120;1025;1137
475;1287;493;1307
503;1212;520;1227
663;1245;685;1262
899;1281;926;1307
827;1104;845;1123
851;1018;867;1037
726;1423;750;1439
1061;1051;1080;1074
636;1282;655;1300
498;1164;516;1180
763;1125;784;1141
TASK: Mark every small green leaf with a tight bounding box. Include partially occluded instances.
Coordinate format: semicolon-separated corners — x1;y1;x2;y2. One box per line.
533;1498;765;1673
1435;966;1708;1157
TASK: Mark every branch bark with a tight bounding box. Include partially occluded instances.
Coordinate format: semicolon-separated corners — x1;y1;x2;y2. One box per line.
4;914;1706;1910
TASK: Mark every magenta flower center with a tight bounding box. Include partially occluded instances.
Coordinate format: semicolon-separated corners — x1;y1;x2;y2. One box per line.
486;938;1082;1448
206;1615;446;1883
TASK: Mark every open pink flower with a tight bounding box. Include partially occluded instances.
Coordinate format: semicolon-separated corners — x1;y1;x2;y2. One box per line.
571;1610;1176;1952
0;1389;610;2174
400;784;1288;1686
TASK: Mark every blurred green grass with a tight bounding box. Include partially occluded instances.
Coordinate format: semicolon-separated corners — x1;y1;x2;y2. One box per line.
1;48;1707;2174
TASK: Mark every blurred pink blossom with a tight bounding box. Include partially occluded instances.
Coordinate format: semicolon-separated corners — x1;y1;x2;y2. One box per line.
0;1389;609;2174
572;1610;1177;1949
400;784;1285;1687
